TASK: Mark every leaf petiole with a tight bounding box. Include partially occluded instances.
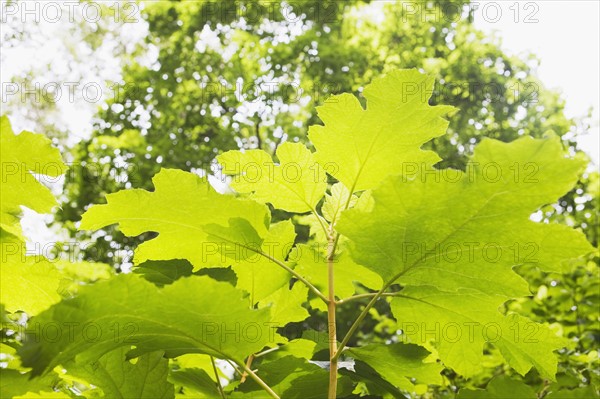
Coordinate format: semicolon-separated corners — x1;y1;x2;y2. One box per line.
210;356;226;399
335;292;400;305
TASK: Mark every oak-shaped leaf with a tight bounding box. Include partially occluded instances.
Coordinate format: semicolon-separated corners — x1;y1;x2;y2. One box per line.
66;348;174;399
230;355;354;398
218;142;327;213
309;69;455;192
80;168;270;269
0;115;66;238
457;376;536;399
348;343;443;392
0;117;67;315
338;136;595;378
19;275;278;376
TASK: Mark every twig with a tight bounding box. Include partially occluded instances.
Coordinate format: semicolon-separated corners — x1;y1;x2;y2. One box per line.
241;362;280;399
327;235;338;399
240;354;255;383
336;292;400;305
210;356;226;399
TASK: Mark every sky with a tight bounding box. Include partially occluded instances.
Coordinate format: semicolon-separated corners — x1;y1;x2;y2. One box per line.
473;0;600;164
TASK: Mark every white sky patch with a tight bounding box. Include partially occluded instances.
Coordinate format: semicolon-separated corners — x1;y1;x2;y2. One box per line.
473;0;599;165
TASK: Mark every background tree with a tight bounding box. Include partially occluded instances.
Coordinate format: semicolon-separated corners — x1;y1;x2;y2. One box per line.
56;1;595;265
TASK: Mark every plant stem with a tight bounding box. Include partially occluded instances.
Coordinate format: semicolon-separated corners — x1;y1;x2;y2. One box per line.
325;179;372;394
258;249;329;303
210;356;226;399
336;292;400;304
327;236;338;399
333;266;411;362
254;346;280;358
311;207;331;241
203;231;329;304
241;362;280;399
332;282;393;362
240;354;255;383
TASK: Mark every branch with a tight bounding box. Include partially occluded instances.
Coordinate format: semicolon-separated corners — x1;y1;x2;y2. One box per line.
332;286;390;362
326;235;338;399
311;208;332;241
210;356;226;399
257;249;329;303
336;292;400;305
333;270;408;362
255;120;262;150
254;346;280;358
206;231;329;303
240;362;280;399
240;354;255;383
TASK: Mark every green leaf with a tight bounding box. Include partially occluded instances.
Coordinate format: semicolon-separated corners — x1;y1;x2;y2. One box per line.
321;183;357;224
457;376;536;399
133;259;194;286
309;69;455;192
1;228;64;315
340;136;592;285
19;274;277;376
258;283;310;326
295;214;329;245
169;368;221;398
174;354;219;379
171;353;229;395
13;390;71;399
545;386;600;399
0;117;68;316
196;266;237;286
66;348;174;399
218;142;327;213
80;168;270;268
348;343;443;391
340;361;408;399
392;286;568;378
232;220;296;303
1;257;64;316
0;115;66;237
231;355;354;399
338;136;593;378
204;217;264;262
0;369;62;399
264;339;318;361
54;260;113;284
291;244;383;300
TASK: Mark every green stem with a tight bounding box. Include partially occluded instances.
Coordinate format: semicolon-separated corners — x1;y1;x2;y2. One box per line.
240;354;255;383
327;236;338;399
258;249;329;303
210;356;226;399
333;266;411;362
207;230;328;303
311;207;332;241
336;292;400;305
254;346;280;358
332;283;391;362
241;363;280;399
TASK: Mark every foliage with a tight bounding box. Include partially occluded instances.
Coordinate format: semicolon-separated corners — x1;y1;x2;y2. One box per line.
53;0;595;267
1;69;597;398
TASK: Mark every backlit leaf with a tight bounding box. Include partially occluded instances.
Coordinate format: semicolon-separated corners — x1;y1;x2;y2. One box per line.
80;168;270;268
218;142;327;213
19;275;278;376
309;69;455;192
